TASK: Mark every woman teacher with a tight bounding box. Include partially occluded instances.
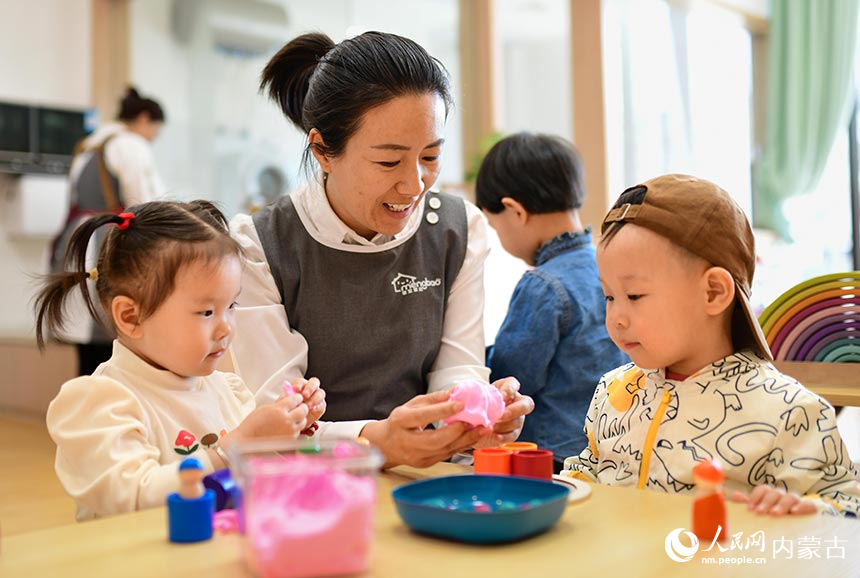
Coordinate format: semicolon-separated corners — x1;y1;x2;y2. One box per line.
230;31;533;467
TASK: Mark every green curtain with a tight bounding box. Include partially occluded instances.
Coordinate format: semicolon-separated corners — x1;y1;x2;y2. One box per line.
752;0;859;238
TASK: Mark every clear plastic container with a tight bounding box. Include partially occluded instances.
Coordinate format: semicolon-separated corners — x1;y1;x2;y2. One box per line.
230;439;384;578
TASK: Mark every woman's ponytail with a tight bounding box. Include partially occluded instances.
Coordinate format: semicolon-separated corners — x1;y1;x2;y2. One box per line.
117;85;165;123
260;32;335;131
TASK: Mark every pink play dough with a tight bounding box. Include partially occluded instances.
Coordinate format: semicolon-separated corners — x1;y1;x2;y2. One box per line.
242;455;377;578
443;380;505;428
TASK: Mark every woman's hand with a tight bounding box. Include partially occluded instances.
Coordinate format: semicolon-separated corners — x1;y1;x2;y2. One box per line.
474;376;534;448
729;485;818;516
360;390;491;469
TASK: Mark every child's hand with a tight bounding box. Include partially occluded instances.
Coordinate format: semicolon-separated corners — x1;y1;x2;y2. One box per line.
730;484;818;516
225;392;309;448
284;377;326;424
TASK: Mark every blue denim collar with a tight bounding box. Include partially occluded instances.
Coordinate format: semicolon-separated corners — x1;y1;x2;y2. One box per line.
534;227;593;266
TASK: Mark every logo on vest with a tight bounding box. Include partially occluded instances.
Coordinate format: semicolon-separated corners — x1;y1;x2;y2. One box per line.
391;273;441;295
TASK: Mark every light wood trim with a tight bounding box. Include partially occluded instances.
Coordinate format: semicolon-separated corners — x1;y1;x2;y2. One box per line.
458;0;495;193
0;341;75;416
666;0;769;34
701;0;768;34
773;361;860;407
570;0;610;233
751;27;769;155
91;0;130;120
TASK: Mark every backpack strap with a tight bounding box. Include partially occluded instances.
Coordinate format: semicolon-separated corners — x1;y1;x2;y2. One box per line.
95;134;121;212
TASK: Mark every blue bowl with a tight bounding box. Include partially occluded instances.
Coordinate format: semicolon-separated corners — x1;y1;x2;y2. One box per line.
392;474;569;544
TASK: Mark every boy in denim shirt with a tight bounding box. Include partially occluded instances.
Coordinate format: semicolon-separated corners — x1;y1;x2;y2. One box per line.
476;132;628;472
563;174;860;517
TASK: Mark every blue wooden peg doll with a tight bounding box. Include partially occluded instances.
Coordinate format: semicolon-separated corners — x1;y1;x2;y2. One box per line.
168;457;215;543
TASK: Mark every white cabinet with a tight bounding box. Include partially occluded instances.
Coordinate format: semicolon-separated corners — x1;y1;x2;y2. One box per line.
2;173;69;239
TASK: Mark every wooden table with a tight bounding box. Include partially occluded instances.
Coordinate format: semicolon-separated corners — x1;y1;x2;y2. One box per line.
2;463;858;578
773;361;860;407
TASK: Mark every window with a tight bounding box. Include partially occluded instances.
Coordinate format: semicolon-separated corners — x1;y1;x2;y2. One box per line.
755;116;855;309
493;0;572;140
603;0;753;213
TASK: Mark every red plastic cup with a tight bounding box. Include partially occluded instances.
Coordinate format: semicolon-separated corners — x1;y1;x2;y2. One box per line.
511;449;554;480
473;448;513;475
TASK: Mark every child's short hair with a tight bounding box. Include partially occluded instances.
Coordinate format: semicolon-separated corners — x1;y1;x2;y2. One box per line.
35;200;241;348
475;132;586;214
600;174;772;360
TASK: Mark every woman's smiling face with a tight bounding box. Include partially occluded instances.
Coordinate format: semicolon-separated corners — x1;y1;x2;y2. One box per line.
311;92;446;240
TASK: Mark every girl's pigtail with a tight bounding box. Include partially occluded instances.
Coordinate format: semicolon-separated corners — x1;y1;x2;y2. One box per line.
34;213;123;350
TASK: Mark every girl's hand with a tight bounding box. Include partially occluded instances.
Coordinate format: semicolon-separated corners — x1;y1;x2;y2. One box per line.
730;485;818;516
222;392;309;450
285;377;326;424
474;376;535;448
360;390;491;469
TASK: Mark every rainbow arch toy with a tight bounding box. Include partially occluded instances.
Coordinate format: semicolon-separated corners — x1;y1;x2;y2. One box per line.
758;272;860;362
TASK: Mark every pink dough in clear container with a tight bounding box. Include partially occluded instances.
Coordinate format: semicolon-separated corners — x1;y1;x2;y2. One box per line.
230;439;384;578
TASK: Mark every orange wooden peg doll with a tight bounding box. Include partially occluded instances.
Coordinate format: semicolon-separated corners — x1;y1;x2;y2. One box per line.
692;458;727;543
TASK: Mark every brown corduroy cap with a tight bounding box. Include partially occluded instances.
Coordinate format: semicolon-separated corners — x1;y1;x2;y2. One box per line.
601;174;773;360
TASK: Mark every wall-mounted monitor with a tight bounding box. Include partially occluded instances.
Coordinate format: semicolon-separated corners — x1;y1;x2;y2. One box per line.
0;101;92;174
0;103;33;166
38;107;89;158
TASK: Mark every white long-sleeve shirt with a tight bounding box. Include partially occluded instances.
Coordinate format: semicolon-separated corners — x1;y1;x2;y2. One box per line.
229;178;491;440
46;340;255;521
69;121;165;206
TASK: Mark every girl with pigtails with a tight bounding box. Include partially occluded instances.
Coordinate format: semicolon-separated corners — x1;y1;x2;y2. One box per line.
36;200;325;521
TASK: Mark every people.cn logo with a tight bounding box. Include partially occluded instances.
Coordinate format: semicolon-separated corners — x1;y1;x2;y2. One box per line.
665;528;700;562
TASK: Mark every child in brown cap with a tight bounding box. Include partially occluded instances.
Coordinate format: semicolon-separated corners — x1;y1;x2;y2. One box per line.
561;174;860;517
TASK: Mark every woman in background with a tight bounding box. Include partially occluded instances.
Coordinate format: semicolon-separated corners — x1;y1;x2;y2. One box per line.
49;86;167;375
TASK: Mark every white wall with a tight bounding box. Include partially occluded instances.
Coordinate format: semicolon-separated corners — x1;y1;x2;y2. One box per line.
0;0;91;339
130;0;300;215
494;0;572;140
0;0;91;108
128;0;194;201
129;0;462;217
